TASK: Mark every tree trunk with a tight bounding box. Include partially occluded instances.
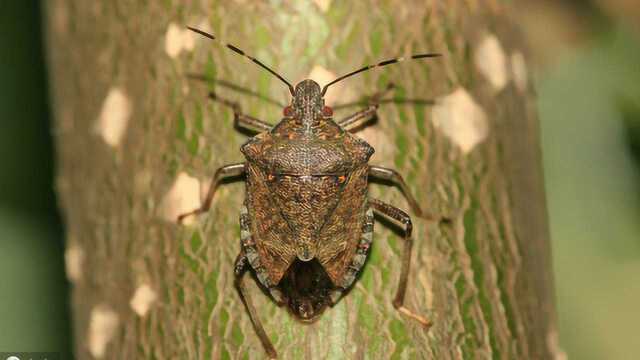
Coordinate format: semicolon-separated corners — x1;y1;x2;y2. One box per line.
45;1;557;359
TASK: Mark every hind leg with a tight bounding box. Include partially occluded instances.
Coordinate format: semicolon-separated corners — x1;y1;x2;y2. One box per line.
369;198;431;328
234;252;278;358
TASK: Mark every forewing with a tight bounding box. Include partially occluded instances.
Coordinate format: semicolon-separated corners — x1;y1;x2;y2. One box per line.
316;165;369;285
245;163;297;284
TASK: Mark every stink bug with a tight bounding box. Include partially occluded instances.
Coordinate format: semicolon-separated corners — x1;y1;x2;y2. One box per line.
179;26;444;358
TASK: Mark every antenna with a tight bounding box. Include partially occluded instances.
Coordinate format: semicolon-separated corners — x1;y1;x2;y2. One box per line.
187;26;295;95
321;53;441;96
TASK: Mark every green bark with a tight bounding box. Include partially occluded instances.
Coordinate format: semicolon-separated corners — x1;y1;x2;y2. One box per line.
46;1;557;359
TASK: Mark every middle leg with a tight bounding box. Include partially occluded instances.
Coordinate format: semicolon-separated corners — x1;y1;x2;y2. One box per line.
369;165;447;222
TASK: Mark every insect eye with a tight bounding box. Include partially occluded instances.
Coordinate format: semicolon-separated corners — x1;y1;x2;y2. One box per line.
283;106;294;117
322;106;333;117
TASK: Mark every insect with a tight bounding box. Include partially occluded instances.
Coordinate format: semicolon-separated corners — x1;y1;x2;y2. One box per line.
179;26;444;358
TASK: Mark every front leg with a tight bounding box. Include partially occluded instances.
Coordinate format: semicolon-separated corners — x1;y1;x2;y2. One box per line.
208;92;273;133
177;163;245;223
369;165;446;222
337;83;395;131
369;198;431;328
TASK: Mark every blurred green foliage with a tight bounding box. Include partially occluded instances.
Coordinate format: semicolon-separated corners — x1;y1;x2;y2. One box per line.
538;27;640;360
619;96;640;166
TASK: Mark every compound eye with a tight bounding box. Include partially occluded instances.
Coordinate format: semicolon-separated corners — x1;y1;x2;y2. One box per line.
283;106;294;117
322;106;333;117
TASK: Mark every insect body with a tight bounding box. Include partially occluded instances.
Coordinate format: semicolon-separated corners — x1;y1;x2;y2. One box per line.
180;27;442;358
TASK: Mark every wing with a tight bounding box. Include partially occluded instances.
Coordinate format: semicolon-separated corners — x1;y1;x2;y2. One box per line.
315;165;369;285
245;163;297;285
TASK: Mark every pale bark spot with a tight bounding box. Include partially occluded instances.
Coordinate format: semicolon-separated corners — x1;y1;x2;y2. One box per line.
165;23;195;58
65;244;84;283
475;34;508;92
88;306;119;359
130;284;157;317
359;125;392;163
511;51;528;92
307;65;336;100
314;0;332;12
431;88;488;154
546;327;568;360
160;172;201;225
96;88;131;147
307;65;357;106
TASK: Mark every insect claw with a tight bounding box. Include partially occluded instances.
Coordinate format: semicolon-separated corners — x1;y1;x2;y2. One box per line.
176;211;200;225
397;306;433;330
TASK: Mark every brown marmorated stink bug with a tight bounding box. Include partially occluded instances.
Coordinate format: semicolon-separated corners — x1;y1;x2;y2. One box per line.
179;26;445;358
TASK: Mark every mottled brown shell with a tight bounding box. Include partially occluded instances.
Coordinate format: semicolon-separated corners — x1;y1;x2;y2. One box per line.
241;121;373;285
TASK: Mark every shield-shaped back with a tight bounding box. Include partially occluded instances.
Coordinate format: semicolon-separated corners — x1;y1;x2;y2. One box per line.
242;130;373;286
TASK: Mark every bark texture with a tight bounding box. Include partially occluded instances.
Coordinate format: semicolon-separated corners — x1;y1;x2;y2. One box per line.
45;1;557;359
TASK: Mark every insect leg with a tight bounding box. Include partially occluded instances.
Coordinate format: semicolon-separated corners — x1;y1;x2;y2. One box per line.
336;83;395;131
368;165;447;222
208;92;272;133
368;198;431;328
234;252;278;359
177;163;245;223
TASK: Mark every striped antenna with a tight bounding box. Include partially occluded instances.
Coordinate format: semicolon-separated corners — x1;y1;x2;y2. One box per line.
187;26;295;95
321;53;441;96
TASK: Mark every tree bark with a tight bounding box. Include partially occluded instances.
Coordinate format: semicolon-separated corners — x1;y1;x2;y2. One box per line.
45;1;557;359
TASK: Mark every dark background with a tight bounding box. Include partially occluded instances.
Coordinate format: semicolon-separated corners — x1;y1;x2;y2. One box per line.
1;1;639;359
0;1;71;355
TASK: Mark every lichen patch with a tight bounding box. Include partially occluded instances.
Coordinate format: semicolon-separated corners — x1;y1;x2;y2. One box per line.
88;306;119;359
475;34;508;92
95;88;131;147
64;244;84;283
130;284;157;317
511;51;528;92
165;23;196;58
431;88;488;154
160;172;201;225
